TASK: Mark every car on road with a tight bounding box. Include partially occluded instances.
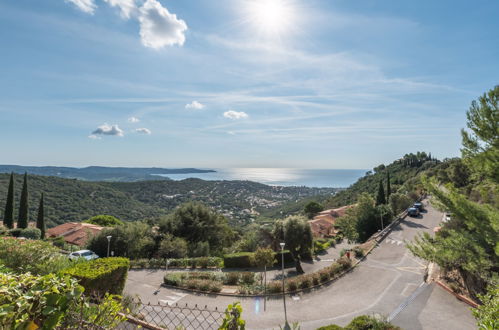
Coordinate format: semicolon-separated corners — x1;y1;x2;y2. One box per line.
68;249;99;261
413;202;424;211
407;207;420;217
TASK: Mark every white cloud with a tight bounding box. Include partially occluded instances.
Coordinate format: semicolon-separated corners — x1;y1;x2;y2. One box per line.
185;100;205;110
223;110;249;120
88;134;101;139
103;0;137;19
91;123;124;136
138;0;188;49
134;128;152;134
128;116;140;123
65;0;97;14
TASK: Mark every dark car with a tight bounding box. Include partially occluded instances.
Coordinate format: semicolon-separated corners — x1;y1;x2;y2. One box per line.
407;207;420;217
413;202;424;211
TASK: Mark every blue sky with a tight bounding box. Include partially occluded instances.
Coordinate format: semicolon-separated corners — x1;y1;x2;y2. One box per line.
0;0;497;169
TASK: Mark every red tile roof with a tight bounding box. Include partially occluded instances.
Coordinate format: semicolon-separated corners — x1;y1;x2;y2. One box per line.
308;205;354;238
46;222;103;247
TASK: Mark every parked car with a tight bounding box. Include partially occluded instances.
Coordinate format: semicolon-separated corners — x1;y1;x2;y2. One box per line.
413;202;424;211
407;207;420;217
444;212;452;222
68;250;99;261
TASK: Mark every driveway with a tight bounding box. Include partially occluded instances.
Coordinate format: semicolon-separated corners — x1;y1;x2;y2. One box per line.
124;201;476;330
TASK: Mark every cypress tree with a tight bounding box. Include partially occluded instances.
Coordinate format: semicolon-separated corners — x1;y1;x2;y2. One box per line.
17;173;29;229
386;171;391;200
36;193;45;238
376;180;386;206
3;172;14;229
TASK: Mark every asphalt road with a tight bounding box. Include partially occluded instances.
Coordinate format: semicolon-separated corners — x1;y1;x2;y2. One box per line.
124;201;476;330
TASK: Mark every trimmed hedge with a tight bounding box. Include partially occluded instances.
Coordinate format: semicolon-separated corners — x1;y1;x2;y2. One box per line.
223;252;255;268
61;257;129;297
274;250;294;267
129;257;223;269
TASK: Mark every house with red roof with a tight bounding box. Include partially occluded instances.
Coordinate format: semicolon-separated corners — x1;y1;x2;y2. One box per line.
46;222;103;247
308;205;354;238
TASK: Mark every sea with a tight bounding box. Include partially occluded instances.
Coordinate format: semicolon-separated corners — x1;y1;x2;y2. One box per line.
155;168;367;188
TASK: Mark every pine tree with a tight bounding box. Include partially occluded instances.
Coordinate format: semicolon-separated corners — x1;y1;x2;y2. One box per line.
386;171;391;200
36;193;45;238
3;172;14;229
376;180;386;206
17;173;29;229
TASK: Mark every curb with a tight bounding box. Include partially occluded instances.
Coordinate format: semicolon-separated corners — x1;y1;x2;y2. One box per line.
435;280;479;308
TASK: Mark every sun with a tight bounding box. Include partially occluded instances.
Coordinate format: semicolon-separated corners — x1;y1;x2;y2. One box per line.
245;0;295;37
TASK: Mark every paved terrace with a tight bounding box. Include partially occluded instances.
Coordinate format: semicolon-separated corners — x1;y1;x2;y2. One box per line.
124;201;476;330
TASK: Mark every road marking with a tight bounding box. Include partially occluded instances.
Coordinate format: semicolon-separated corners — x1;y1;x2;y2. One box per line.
159;292;186;306
388;282;428;322
291;295;300;301
396;266;425;275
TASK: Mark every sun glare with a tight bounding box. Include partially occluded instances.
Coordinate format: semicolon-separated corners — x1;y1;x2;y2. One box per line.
245;0;295;37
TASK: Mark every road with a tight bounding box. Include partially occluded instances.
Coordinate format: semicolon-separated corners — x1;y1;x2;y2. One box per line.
124;201;476;330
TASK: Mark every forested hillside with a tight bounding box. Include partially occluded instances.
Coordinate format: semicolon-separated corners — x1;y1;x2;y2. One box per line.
0;174;337;228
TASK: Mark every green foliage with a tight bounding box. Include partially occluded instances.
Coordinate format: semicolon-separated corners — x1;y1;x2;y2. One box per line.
337;193;382;243
375;180;386;206
17;172;29;229
304;201;324;219
84;214;123;227
0;272;84;329
219;302;245;330
87;221;156;259
254;247;275;268
388;193;412;215
3;172;14;229
158;234;188;259
281;215;313;273
61;257;130;297
20;227;41;240
317;315;400;330
0;237;74;275
386;171;391;200
36;193;46;238
461;85;499;182
224;252;255;268
473;285;499;330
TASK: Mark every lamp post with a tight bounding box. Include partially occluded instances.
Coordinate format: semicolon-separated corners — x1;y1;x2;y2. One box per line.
106;235;112;257
280;242;289;329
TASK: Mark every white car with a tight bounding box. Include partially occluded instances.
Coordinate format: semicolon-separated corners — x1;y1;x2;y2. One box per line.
69;250;99;261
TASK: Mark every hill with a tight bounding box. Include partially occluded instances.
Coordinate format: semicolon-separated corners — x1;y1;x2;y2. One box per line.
0;174;338;228
0;165;215;182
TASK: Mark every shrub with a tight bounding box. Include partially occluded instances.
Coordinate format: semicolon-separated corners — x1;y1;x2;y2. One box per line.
286;279;298;292
164;273;186;286
210;281;222;293
224;252;255;268
84;215;123;227
337;256;352;270
61;257;130;297
8;228;22;237
198;280;212;291
184;279;199;290
241;272;255;285
148;258;164;268
345;315;400;330
317;325;343;330
311;273;320;286
340;249;349;257
274;250;294;267
189;272;216;280
328;263;343;277
319;269;330;282
299;275;312;289
198;257;210;268
268;281;282;293
225;272;240;285
353;247;364;258
19;228;41;239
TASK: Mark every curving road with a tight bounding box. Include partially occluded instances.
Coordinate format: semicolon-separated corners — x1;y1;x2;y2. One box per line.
124;201;476;330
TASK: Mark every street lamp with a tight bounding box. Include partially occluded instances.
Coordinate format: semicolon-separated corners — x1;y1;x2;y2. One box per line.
106;236;112;257
280;242;289;330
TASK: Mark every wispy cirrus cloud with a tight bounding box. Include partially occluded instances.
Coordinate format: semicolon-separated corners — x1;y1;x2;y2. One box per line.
89;123;124;138
65;0;96;14
128;116;140;123
134;127;152;134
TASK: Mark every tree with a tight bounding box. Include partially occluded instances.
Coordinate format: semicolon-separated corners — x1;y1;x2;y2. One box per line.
84;215;123;227
282;215;313;274
158;234;188;259
304;201;324;219
17;173;29;229
386;171;391;200
36;193;45;238
375;180;386;206
461;85;499;182
254;247;275;301
472;286;499;330
389;193;412;215
3;172;14;229
355;193;380;242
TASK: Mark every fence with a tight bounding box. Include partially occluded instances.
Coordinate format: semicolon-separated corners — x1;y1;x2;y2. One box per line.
118;300;226;330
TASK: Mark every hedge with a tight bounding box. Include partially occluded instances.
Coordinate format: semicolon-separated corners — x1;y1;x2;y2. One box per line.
223;252;255;268
129;257;223;269
61;257;129;297
274;250;294;267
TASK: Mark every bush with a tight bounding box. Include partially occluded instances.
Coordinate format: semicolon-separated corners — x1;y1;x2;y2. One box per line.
317;325;343;330
19;228;41;239
319;269;330;282
164;272;186;286
328;263;343;277
337;256;352;270
299;275;312;289
84;215;123;227
241;272;255;285
311;273;320;286
345;315;400;330
268;281;282;293
210;281;222;293
274;250;294;267
225;272;240;285
353;247;364;258
198;257;210;268
286;279;298;292
8;228;22;237
224;252;255;268
61;257;130;297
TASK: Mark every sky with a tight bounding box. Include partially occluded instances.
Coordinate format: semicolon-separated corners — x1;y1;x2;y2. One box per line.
0;0;497;169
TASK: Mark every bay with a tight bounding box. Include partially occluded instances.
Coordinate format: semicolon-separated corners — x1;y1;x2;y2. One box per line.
155;168;366;188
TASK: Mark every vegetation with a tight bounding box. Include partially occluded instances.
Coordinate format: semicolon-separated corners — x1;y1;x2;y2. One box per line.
17;172;29;229
472;286;499;330
61;257;130;297
304;201;324;219
36;193;45;238
220;302;245;330
316;315;401;329
129;256;223;269
3;172;14;228
224;252;256;268
84;214;124;227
